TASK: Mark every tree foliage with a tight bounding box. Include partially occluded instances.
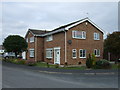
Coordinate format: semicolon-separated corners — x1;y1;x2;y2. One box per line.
104;31;120;61
3;35;28;57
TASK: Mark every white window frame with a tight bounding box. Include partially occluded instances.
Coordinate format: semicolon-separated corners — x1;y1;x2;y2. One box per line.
46;35;53;42
94;32;100;40
30;36;34;43
94;49;100;57
72;49;77;59
79;49;86;58
72;30;86;39
29;49;34;58
46;48;53;59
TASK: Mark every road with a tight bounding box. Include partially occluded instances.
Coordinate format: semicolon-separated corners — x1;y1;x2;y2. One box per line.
2;63;118;88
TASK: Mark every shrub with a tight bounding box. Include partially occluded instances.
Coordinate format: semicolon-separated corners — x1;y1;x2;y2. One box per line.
95;59;111;69
17;60;26;64
3;59;14;63
25;60;36;66
46;62;49;68
12;59;18;64
91;54;96;66
55;64;59;68
86;54;93;68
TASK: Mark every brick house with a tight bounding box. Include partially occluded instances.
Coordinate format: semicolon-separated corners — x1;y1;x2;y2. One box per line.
25;18;103;65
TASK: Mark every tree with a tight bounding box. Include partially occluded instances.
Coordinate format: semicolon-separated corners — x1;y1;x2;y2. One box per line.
3;35;28;58
104;31;120;63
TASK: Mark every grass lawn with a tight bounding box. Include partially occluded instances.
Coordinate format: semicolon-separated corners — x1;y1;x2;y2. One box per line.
111;63;120;69
3;59;120;70
36;62;56;68
36;62;120;70
36;62;87;70
59;66;87;70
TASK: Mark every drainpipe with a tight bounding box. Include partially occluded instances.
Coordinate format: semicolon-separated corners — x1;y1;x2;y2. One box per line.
64;30;67;63
35;36;37;62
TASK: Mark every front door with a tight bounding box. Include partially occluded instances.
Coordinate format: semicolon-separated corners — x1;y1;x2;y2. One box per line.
54;49;60;64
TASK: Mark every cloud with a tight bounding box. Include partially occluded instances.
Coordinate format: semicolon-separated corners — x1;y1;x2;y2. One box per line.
1;2;118;44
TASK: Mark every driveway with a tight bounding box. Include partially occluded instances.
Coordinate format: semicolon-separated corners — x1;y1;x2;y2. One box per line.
2;62;119;88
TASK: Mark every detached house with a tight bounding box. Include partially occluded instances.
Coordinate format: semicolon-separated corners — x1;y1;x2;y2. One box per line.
25;18;103;65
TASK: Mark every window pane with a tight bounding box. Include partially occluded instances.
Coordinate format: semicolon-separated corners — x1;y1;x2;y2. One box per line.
82;32;86;39
80;50;83;57
97;50;100;55
46;49;52;58
83;50;86;57
94;50;97;55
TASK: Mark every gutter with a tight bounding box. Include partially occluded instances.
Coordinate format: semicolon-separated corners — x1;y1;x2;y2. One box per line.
35;28;66;37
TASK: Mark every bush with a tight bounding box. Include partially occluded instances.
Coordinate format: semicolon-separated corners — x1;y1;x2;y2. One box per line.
46;62;49;68
55;64;59;68
25;60;36;66
3;59;14;63
86;54;93;68
17;60;26;64
95;59;111;69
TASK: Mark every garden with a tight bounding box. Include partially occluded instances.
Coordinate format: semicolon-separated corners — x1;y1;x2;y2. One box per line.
2;55;120;70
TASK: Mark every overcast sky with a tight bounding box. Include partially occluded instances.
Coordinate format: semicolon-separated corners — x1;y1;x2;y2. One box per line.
1;2;118;44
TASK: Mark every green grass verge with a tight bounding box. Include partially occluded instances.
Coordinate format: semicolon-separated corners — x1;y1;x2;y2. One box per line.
36;62;86;70
36;62;56;68
59;66;87;70
111;63;120;69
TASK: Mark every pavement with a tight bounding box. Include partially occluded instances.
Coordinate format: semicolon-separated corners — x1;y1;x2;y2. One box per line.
2;61;119;88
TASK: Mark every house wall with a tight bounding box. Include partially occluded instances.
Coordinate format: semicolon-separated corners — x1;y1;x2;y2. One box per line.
35;36;44;61
44;32;65;65
26;32;44;62
26;20;103;65
66;21;103;65
26;32;35;61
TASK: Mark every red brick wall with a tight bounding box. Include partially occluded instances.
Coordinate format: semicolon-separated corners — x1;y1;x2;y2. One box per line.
26;31;35;61
26;21;103;65
44;32;65;65
66;21;103;64
35;36;44;61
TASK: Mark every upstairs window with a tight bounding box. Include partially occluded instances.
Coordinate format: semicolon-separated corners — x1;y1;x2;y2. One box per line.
46;48;53;58
72;49;77;59
94;49;100;57
46;35;53;41
94;33;100;40
30;37;34;43
79;49;86;58
29;49;34;57
72;30;86;39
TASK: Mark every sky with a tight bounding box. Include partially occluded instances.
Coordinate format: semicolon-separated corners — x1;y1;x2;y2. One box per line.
0;1;118;44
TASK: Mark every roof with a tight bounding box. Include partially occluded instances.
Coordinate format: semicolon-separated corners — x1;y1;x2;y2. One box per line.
25;29;51;38
25;18;104;37
29;29;50;35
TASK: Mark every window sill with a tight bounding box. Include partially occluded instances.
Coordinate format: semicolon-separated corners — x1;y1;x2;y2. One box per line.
46;57;52;59
95;55;100;57
30;42;34;43
73;37;86;39
79;57;86;59
94;39;100;41
46;40;53;42
72;57;77;59
30;57;34;58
